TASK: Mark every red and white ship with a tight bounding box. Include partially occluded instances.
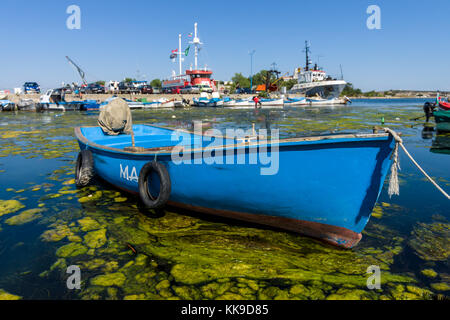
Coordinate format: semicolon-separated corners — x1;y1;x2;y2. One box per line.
162;23;217;93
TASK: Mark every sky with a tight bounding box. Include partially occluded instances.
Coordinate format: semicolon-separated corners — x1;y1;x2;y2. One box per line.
1;0;449;91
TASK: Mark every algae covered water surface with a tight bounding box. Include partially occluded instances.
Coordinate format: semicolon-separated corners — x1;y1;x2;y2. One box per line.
0;98;449;300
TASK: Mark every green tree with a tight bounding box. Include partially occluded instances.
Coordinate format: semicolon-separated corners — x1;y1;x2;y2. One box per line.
95;81;105;86
279;79;298;90
252;70;277;86
150;79;162;88
231;73;250;88
124;78;136;83
341;83;363;97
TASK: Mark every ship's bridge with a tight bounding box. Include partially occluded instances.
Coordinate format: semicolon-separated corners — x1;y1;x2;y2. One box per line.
299;70;326;83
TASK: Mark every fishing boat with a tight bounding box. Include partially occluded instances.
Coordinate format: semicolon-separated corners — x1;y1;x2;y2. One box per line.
38;89;100;111
0;100;17;111
193;92;223;107
434;110;450;132
74;124;397;248
290;41;347;102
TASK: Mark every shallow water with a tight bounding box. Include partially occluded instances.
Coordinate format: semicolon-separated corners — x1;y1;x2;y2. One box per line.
0;98;448;300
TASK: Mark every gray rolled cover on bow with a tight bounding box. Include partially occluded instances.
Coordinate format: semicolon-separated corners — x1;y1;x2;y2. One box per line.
98;98;132;136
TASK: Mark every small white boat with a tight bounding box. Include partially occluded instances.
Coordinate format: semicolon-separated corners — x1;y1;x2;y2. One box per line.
284;97;309;106
260;98;284;106
154;98;176;108
308;97;349;105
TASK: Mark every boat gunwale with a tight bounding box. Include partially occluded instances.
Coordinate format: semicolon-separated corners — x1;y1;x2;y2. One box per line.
74;124;390;157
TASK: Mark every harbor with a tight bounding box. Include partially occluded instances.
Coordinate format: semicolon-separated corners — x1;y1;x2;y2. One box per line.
0;99;449;300
0;1;449;305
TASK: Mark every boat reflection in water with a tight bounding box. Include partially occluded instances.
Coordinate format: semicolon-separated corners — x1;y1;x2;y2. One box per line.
431;132;450;155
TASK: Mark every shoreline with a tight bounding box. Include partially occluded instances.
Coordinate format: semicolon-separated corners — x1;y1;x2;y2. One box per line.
3;93;437;104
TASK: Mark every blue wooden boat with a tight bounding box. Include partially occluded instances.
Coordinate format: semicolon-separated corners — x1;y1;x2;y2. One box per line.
74;125;396;248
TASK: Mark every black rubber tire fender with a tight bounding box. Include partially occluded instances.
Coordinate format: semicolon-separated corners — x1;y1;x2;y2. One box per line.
75;149;95;187
138;161;171;209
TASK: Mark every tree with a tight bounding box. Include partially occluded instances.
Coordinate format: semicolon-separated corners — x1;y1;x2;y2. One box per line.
279;79;298;90
341;83;363;97
150;79;162;88
124;78;136;83
231;73;250;88
252;70;277;86
95;80;105;86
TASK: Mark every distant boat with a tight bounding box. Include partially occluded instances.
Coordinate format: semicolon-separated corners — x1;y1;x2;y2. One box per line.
290;41;347;100
0;100;17;111
38;89;100;111
193;92;224;107
309;97;350;106
284;97;309;106
75;124;397;248
259;98;284;106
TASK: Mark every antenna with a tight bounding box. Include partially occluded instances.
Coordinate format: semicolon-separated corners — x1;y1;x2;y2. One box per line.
340;64;344;80
316;55;324;68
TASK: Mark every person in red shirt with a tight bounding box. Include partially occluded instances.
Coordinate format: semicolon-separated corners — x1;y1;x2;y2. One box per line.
253;96;262;109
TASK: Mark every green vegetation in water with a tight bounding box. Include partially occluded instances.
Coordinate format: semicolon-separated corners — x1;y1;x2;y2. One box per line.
409;221;450;261
0;104;447;300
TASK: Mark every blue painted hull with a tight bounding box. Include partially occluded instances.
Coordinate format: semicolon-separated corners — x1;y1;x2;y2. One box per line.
75;125;395;248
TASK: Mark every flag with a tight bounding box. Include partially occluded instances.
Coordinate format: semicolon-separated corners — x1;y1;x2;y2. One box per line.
184;46;190;56
188;33;193;37
171;49;178;54
170;54;176;59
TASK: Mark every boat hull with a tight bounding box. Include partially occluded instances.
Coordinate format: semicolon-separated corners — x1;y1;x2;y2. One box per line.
75;125;395;248
434;110;450;132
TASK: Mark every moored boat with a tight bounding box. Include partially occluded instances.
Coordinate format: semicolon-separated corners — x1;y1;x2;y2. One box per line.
309;97;349;106
284;97;309;106
434;110;450;132
259;98;284;106
74;124;397;248
438;100;450;111
0;100;17;111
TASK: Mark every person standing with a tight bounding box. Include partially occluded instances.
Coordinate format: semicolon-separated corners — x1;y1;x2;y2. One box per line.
253;96;262;109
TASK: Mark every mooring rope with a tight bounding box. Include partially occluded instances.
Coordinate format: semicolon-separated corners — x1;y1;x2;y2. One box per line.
384;127;450;200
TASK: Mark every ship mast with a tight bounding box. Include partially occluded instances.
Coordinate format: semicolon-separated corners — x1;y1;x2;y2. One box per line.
190;22;203;70
304;41;311;71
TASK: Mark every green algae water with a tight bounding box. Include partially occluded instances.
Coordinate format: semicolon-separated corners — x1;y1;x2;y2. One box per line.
0;98;448;300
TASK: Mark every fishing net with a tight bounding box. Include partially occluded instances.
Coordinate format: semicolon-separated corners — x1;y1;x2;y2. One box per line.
98;98;132;136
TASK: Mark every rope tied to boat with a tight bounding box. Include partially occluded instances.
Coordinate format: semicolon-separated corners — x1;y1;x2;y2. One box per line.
383;127;450;200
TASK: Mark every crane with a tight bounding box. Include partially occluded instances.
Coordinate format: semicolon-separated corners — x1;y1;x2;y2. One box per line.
66;56;88;86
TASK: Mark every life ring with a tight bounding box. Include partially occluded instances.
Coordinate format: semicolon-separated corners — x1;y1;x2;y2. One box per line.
138;161;171;209
75;149;95;187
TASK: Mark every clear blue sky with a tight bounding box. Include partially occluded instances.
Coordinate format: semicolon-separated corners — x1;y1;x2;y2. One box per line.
1;0;449;91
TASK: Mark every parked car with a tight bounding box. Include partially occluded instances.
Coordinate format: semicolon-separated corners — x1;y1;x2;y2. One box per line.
180;85;200;94
118;82;140;94
235;88;252;94
23;82;41;94
81;83;105;94
196;85;213;93
140;85;153;94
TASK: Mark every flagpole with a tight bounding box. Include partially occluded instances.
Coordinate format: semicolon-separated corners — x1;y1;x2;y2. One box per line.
194;23;198;70
178;34;182;76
